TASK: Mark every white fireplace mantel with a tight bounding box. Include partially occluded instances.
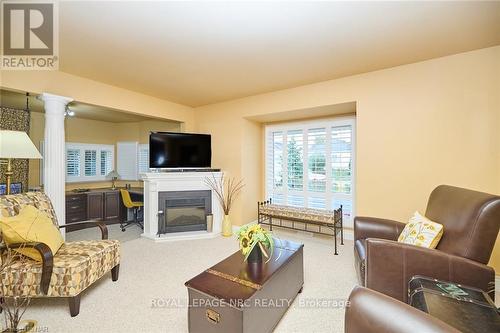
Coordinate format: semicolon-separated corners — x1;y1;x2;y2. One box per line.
141;171;223;241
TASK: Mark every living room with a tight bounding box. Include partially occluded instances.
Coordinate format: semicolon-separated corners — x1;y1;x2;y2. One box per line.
0;1;499;332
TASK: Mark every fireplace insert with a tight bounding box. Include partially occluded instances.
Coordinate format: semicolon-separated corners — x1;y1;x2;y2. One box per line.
158;190;211;234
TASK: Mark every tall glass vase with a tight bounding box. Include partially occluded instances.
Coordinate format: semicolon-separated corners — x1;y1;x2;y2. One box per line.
222;214;232;237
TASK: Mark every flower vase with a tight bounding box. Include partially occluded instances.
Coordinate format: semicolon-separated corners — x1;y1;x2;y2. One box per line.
222;215;232;237
247;244;263;263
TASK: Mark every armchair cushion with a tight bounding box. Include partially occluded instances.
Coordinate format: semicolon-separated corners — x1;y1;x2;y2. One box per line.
0;205;64;261
1;240;120;298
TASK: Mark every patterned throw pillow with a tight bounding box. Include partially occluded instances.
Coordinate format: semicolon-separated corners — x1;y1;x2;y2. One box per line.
0;205;64;261
397;211;443;249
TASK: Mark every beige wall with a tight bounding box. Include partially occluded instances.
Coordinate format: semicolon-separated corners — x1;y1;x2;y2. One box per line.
5;46;500;271
28;112;181;190
195;46;500;269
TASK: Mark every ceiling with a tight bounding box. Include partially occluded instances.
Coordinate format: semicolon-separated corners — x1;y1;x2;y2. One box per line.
59;2;500;107
0;89;165;123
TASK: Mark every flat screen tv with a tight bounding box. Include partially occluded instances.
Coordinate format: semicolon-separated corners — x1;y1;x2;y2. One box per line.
149;132;211;168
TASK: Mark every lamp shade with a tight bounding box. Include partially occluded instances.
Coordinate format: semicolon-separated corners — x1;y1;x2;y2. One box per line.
0;130;42;159
106;170;120;179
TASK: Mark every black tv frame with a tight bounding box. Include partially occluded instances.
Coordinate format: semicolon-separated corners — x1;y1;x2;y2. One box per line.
149;131;212;170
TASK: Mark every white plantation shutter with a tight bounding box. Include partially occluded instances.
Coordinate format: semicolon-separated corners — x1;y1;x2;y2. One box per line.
286;129;303;190
331;125;353;222
331;125;352;194
307;128;326;193
265;118;355;226
100;150;113;176
117;142;139;180
66;149;80;177
84;150;97;176
138;144;149;174
265;132;285;205
66;143;114;182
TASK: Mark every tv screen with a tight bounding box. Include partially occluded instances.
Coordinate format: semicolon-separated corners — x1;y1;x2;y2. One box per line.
149;132;211;168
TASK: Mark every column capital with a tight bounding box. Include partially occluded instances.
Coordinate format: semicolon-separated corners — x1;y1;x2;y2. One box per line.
40;92;73;105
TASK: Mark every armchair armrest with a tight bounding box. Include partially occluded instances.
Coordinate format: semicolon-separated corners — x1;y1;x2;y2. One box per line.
1;242;53;295
365;239;495;302
345;286;460;333
354;216;405;242
59;220;108;240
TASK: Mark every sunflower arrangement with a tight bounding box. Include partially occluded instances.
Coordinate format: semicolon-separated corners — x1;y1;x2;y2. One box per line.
237;224;274;262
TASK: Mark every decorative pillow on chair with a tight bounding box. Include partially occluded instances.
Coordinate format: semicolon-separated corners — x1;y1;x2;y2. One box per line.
0;205;64;261
397;211;443;249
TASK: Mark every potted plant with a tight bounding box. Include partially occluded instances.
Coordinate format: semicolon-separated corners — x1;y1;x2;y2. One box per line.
205;173;244;237
237;224;274;263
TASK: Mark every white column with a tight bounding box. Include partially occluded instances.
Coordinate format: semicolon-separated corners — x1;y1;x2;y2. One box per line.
40;93;73;237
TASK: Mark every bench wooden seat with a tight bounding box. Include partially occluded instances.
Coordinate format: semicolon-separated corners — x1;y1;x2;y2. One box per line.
258;199;344;254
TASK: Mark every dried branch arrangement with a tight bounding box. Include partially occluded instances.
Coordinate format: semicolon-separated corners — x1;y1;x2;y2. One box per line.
205;173;245;215
0;245;32;333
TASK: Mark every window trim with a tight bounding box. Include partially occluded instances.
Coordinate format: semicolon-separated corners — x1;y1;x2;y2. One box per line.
66;142;115;183
264;116;356;226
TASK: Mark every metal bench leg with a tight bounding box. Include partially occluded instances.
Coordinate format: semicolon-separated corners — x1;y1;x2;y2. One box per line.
341;222;344;245
334;225;338;255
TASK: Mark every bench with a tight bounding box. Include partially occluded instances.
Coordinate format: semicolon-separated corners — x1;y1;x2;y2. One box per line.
257;199;344;254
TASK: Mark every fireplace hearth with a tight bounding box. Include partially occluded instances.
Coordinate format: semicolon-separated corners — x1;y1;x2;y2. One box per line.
158;190;211;234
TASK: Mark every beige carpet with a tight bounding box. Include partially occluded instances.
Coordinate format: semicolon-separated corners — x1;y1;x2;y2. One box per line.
26;226;356;333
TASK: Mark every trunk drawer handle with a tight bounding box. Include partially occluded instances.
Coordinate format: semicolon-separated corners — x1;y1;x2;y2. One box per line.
206;309;220;324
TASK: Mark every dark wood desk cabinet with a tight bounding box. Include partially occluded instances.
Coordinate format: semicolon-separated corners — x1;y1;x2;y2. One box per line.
65;189;125;232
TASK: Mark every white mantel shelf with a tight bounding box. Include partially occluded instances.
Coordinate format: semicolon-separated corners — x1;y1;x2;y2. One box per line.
141;171;223;242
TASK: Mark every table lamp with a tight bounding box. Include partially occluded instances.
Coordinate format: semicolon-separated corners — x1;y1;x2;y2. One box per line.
106;170;120;190
0;130;42;195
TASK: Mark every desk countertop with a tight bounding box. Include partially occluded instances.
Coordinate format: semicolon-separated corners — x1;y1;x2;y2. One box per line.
66;187;143;195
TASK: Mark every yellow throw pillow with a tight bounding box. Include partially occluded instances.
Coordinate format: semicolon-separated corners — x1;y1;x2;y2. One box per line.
398;211;443;249
0;205;64;261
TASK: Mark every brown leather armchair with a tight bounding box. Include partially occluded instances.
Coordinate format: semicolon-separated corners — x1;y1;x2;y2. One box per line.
345;286;460;333
354;185;500;302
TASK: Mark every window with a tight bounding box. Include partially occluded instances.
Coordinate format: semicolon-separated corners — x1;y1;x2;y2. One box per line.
84;150;97;176
308;128;326;192
100;150;113;176
66;143;114;182
287;130;303;190
66;149;80;177
265;118;355;225
331;126;352;194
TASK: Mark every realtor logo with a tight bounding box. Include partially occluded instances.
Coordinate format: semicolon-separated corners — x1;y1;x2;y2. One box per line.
1;1;58;70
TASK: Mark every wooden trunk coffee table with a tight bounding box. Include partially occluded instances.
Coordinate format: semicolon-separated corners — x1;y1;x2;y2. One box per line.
185;239;304;333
